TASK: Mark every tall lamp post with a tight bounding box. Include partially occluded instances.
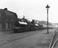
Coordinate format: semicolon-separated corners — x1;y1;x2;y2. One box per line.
46;4;50;34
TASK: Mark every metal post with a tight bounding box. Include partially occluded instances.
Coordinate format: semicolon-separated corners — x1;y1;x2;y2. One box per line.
47;8;49;34
46;4;50;34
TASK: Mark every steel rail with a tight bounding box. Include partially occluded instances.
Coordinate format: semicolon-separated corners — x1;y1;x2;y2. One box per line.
51;39;58;48
49;31;56;48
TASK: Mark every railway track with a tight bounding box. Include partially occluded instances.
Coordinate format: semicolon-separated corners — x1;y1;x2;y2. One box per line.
49;31;58;48
51;39;58;48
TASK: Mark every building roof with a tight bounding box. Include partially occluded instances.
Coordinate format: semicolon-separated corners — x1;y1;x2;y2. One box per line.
0;8;18;22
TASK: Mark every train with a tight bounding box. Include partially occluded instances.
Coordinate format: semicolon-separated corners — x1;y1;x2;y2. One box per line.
13;23;44;33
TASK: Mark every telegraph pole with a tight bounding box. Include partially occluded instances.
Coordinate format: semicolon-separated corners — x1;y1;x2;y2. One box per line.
46;4;50;34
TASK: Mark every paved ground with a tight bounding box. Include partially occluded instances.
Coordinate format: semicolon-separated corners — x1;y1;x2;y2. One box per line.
0;29;56;48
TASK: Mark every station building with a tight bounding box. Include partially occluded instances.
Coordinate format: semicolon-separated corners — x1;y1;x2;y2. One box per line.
0;8;19;32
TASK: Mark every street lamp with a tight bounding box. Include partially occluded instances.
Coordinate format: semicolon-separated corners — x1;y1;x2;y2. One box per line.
46;4;50;34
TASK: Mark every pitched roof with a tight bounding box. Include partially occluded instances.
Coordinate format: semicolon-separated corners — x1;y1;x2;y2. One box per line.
0;8;18;22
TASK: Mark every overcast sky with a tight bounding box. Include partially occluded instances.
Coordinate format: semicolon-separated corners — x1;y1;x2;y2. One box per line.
0;0;58;23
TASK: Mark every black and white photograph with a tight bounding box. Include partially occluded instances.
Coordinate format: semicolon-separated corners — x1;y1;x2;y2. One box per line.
0;0;58;48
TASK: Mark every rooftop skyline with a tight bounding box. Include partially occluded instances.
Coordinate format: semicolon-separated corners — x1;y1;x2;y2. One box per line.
0;0;58;23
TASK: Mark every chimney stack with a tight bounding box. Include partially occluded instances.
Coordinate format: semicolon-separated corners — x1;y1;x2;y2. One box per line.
4;8;8;10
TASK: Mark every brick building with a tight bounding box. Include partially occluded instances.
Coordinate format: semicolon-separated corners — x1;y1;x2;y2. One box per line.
0;8;18;32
